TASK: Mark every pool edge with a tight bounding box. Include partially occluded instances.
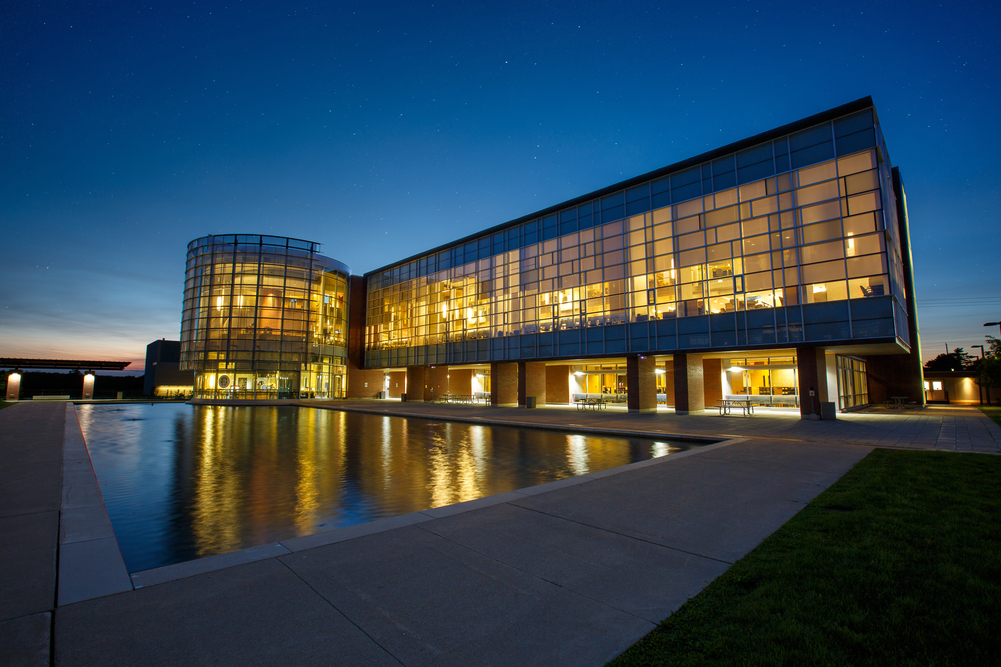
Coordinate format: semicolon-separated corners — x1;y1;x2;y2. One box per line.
58;404;133;605
125;435;745;590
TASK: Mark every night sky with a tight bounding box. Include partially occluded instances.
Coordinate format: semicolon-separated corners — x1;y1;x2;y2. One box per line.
2;1;999;372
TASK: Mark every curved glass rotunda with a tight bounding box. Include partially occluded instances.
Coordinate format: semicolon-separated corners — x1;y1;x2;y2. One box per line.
180;235;350;400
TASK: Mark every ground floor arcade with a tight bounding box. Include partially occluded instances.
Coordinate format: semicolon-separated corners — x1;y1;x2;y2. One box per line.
361;346;898;419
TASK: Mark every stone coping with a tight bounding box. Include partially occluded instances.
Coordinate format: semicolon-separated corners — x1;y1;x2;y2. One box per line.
59;404;132;605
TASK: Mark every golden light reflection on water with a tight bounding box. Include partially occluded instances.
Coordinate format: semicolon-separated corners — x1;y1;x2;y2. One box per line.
567;434;590;476
169;406;694;563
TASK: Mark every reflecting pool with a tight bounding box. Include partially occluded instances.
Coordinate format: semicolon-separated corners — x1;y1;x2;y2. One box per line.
77;403;704;572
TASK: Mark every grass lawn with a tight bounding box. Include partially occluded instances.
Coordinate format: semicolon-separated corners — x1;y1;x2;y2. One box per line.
611;449;1000;666
980;405;1001;427
0;401;14;410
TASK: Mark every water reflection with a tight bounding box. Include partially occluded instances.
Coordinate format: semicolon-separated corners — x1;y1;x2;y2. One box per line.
78;403;704;572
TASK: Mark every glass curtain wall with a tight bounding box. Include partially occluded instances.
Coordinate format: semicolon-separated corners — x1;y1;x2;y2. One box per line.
180;235;350;400
836;355;869;410
725;356;799;406
366;147;894;355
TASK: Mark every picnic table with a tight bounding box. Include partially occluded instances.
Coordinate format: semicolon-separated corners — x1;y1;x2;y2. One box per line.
438;394;475;405
884;396;919;409
575;397;607;411
716;398;753;416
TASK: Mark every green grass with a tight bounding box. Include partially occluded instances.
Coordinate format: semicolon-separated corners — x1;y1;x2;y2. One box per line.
979;405;1001;428
610;449;1000;666
0;401;14;410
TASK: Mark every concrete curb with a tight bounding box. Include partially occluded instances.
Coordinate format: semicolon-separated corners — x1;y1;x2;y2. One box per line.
58;404;132;605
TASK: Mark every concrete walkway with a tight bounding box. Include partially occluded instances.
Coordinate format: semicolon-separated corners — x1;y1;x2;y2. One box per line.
1;402;998;666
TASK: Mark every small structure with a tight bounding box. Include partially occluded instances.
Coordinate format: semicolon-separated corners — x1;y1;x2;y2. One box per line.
144;340;194;397
0;359;131;401
923;370;984;405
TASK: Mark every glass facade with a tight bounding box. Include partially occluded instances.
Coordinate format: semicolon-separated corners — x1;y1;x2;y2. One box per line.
364;104;910;369
724;356;800;407
180;235;350;400
837;355;869;410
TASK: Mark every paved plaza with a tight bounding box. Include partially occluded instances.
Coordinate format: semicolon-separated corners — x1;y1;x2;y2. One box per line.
1;400;998;666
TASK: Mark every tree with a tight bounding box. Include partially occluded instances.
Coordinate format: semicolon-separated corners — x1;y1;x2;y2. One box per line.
973;336;1001;393
924;347;975;372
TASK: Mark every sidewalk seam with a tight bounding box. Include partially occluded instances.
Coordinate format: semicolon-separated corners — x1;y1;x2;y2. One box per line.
413;519;661;627
273;557;407;667
502;501;737;567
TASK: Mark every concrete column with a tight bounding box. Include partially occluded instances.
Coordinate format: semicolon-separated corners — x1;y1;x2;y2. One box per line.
797;347;828;419
82;373;95;400
428;366;449;401
703;358;723;407
6;372;21;401
673;353;704;415
518;362;547;407
627;356;657;413
490;362;518;407
405;365;428;402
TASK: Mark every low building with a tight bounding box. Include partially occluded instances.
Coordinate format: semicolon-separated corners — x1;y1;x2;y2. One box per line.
144;340;194;397
922;371;986;405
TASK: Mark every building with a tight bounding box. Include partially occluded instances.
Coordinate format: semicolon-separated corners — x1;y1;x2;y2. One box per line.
179;235;350;400
143;339;194;397
355;97;924;417
181;97;924;416
922;371;986;405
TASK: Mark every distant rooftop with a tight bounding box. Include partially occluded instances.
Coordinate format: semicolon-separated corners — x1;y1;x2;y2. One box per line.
0;358;132;371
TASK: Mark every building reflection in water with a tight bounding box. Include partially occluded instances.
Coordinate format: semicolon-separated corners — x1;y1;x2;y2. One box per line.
79;403;702;572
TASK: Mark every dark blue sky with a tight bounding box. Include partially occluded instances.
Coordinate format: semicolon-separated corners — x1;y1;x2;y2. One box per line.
2;0;999;370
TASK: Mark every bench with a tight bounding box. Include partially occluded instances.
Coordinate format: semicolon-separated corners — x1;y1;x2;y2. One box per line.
717;398;753;416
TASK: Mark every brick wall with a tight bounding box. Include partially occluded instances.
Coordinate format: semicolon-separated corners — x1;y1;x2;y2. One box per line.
405;365;428;402
448;368;473;395
673;353;704;413
545;365;570;404
627;356;657;413
386;371;406;398
518;362;546;406
428;366;449;401
702;358;723;406
491;362;518;407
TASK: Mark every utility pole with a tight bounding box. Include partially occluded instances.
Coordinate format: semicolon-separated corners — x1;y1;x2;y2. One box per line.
973;344;986;405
